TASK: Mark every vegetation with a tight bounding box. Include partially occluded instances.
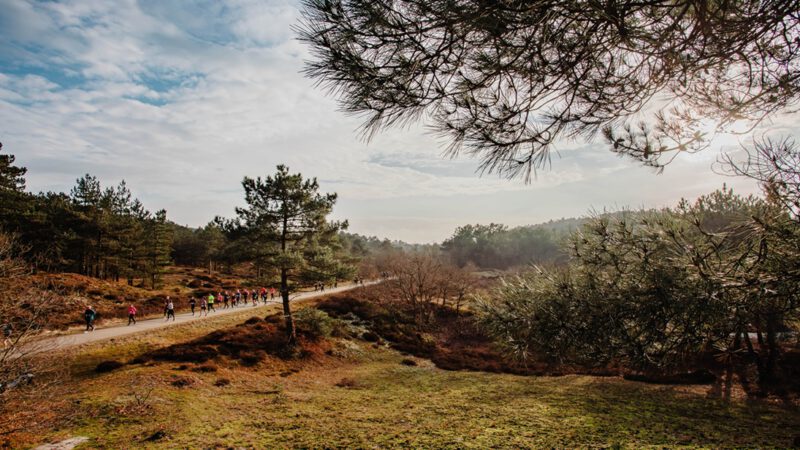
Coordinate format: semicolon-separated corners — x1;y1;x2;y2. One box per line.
0;145;173;287
299;0;800;178
479;143;800;397
441;222;572;269
217;165;353;342
0;144;377;295
4;289;800;448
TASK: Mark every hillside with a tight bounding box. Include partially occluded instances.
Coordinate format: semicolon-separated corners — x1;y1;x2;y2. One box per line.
4;285;799;449
15;266;266;330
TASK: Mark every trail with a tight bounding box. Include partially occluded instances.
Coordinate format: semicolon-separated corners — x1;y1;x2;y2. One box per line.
31;282;373;353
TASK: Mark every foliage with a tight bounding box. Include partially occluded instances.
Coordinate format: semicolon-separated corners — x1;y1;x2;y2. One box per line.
293;308;337;339
0;144;373;289
480;181;800;387
219;165;350;342
299;0;800;179
0;144;172;285
441;222;570;269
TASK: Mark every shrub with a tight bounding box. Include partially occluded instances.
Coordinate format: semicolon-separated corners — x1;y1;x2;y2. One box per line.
191;364;218;373
239;350;267;367
294;308;335;339
95;360;124;373
170;376;195;388
401;358;417;366
361;331;379;342
214;378;231;387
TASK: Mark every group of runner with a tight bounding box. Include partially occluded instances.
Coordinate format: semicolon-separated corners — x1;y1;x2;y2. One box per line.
118;287;282;327
85;281;362;332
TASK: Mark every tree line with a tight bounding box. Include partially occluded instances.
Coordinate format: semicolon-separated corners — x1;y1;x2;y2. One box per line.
0;143;172;287
0;144;377;295
440;221;580;269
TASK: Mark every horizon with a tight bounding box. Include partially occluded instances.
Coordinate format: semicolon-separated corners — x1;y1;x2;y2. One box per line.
1;0;791;243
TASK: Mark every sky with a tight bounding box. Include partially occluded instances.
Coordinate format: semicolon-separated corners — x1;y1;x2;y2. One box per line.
0;0;795;243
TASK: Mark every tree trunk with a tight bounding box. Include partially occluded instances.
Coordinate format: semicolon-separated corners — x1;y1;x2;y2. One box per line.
281;267;296;344
764;313;780;385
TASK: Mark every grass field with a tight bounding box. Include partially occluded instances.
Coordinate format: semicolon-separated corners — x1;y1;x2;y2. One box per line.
15;300;800;449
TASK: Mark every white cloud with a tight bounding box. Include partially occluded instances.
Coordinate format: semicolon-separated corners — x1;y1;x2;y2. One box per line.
0;0;789;242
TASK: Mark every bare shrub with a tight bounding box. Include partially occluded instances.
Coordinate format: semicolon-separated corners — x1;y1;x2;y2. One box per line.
0;232;67;436
381;251;477;324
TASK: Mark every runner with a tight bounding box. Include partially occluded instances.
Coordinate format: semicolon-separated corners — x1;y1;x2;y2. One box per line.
83;306;96;332
235;289;241;306
165;299;175;321
223;291;230;309
163;297;170;318
207;293;216;312
270;287;275;300
200;296;208;316
189;297;196;315
127;304;137;325
260;287;267;304
251;289;258;306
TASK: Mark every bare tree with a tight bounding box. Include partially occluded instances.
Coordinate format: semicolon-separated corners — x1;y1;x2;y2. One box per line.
0;232;65;437
299;0;800;179
385;251;444;323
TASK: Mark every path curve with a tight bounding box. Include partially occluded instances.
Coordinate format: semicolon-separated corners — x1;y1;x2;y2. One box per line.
33;282;374;353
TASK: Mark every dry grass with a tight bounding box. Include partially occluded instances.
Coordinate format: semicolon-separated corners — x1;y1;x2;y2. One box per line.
17;338;800;449
4;290;799;448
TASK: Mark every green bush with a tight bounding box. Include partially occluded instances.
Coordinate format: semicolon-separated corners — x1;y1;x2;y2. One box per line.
294;308;336;339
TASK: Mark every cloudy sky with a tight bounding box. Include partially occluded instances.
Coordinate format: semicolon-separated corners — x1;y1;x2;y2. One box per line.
1;0;792;243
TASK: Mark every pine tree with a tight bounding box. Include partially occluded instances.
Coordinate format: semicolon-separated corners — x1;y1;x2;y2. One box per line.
225;165;348;343
145;209;172;288
0;143;32;233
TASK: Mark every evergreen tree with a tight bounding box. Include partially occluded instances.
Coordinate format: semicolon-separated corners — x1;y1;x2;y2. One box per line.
0;143;32;232
69;174;104;276
145;209;172;288
225;165;348;343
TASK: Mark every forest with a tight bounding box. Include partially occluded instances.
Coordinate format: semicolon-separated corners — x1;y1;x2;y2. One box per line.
0;143;390;291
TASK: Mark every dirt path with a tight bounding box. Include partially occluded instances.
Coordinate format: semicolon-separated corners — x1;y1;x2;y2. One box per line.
31;283;372;353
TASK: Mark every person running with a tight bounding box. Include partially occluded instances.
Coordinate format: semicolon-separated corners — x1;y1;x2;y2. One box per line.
207;293;216;312
223;291;230;309
163;297;170;318
83;306;96;332
200;296;207;316
270;287;275;300
127;304;137;325
189;297;196;315
260;287;267;304
235;289;241;306
165;299;175;321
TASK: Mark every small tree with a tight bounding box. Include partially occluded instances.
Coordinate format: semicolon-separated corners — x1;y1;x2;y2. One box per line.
225;165;347;343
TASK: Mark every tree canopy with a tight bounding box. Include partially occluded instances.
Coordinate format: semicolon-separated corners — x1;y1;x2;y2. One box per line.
299;0;800;179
